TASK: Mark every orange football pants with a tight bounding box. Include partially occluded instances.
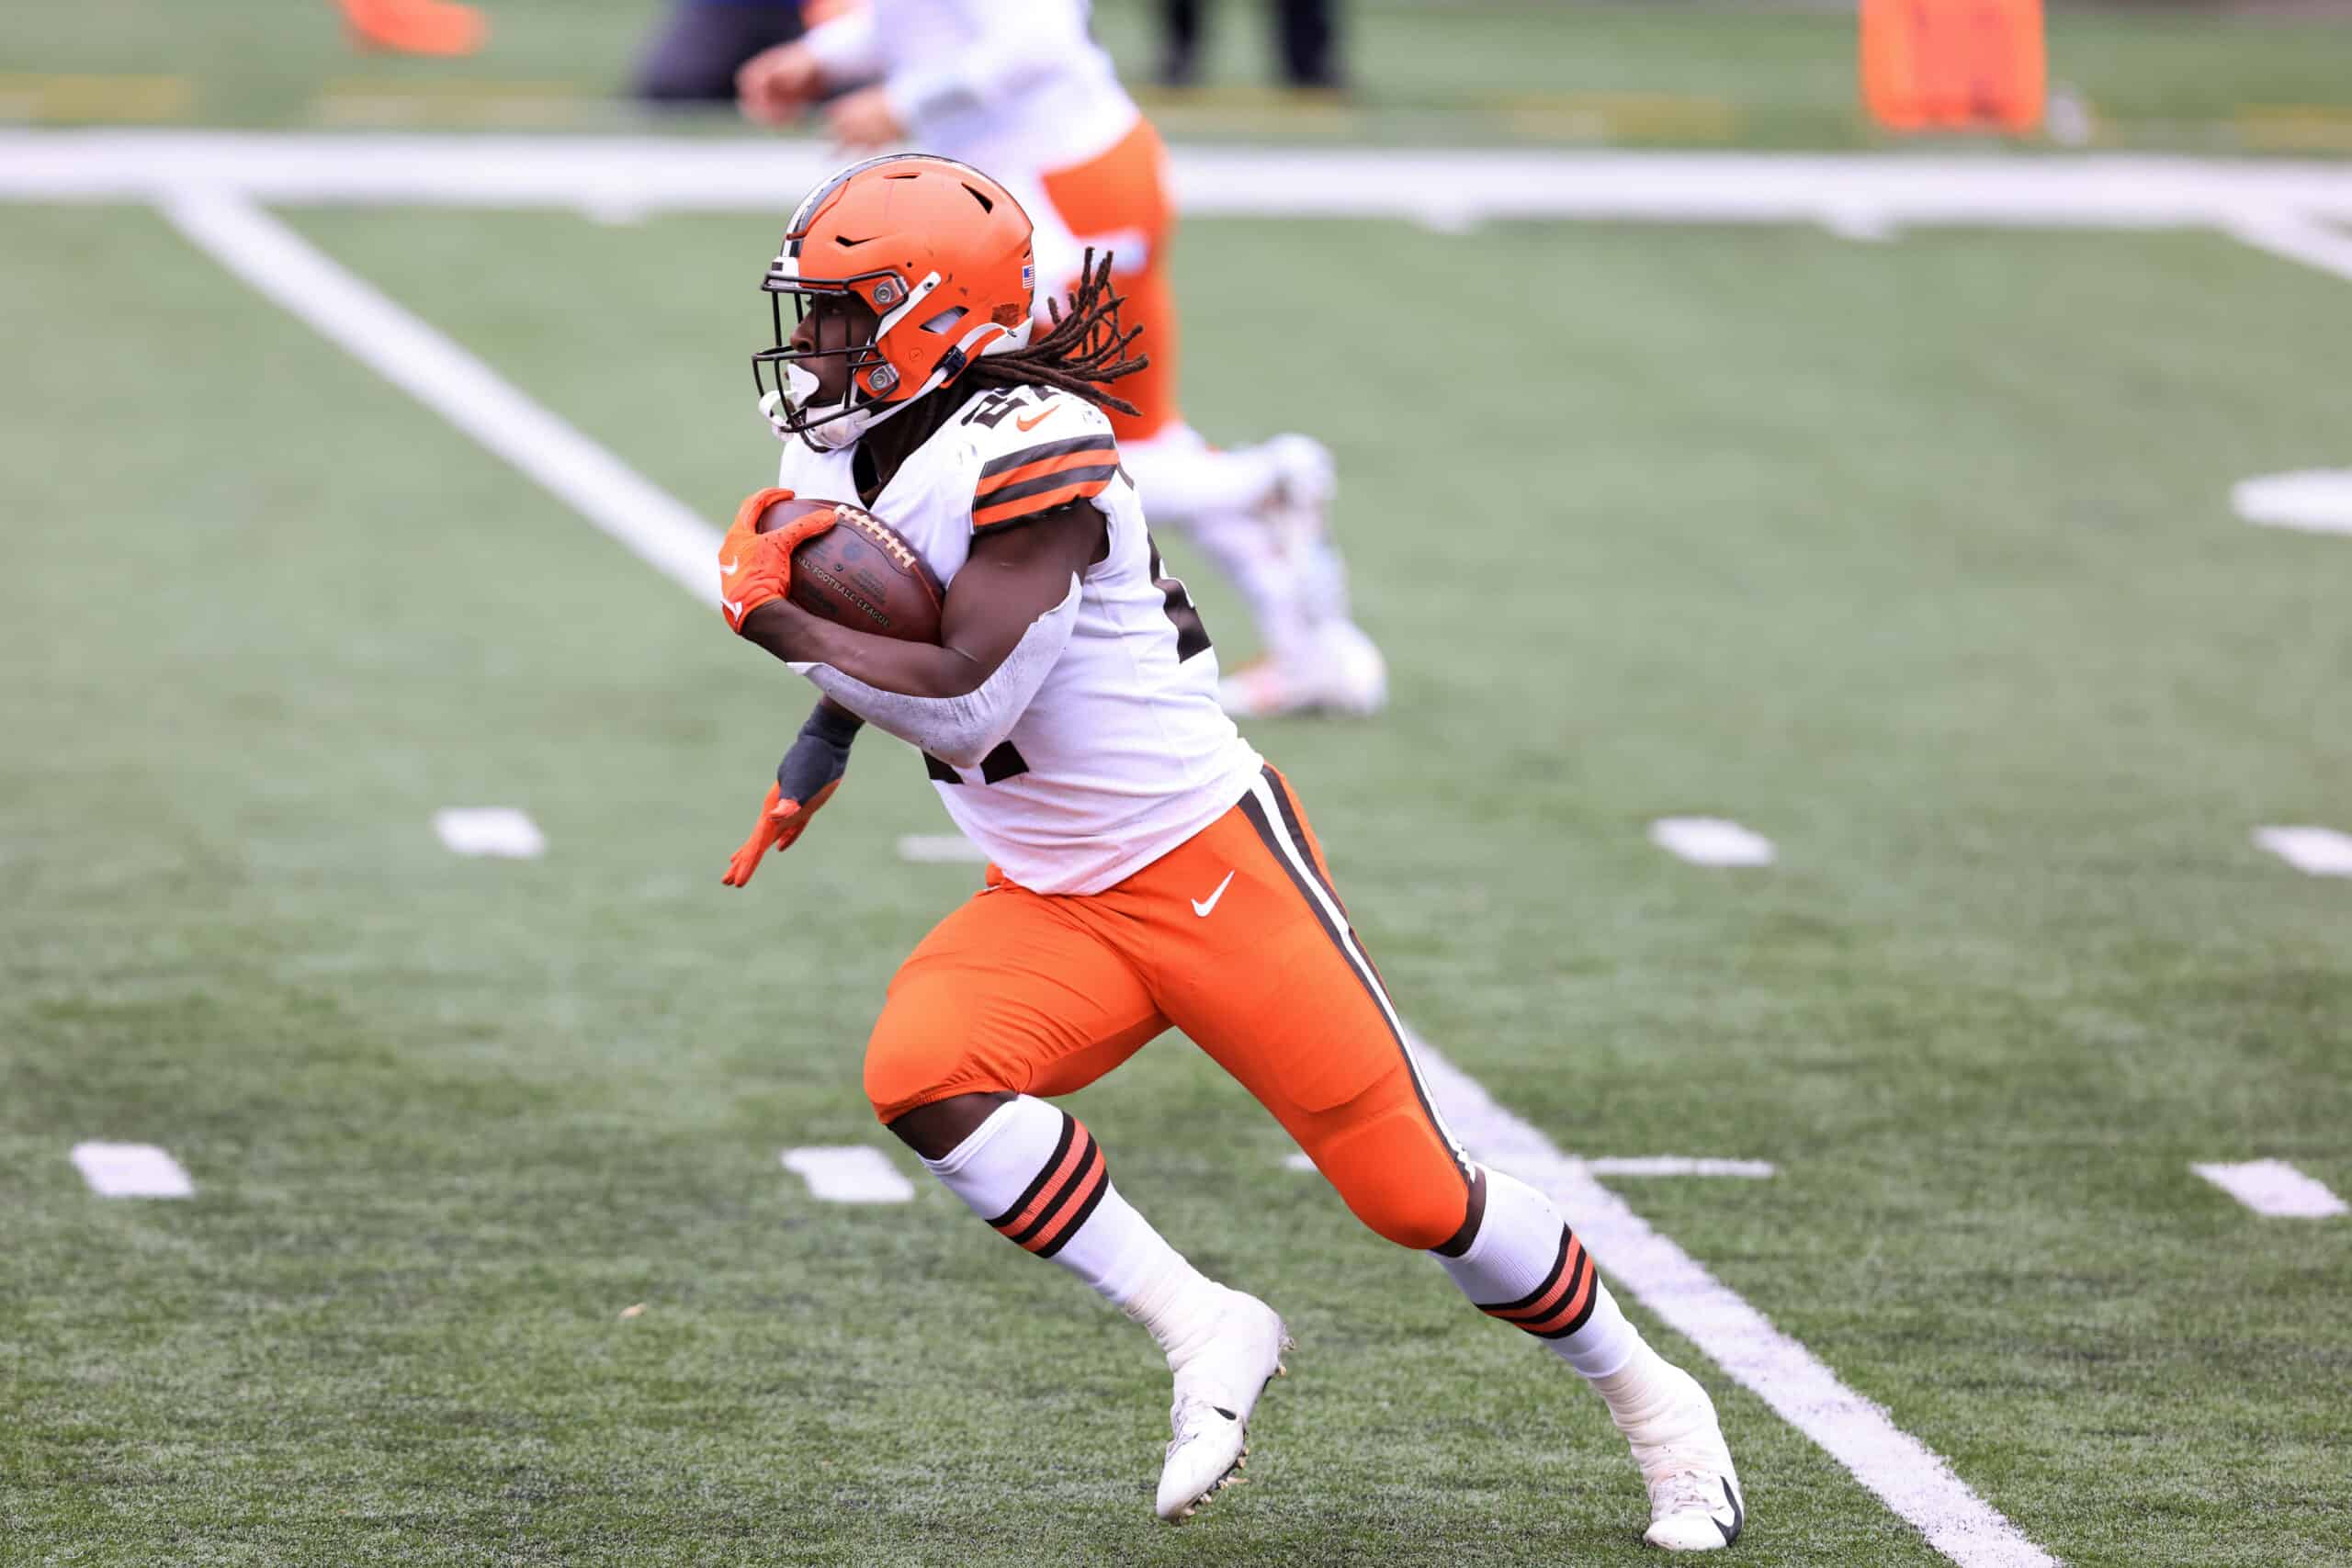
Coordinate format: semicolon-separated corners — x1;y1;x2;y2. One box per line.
1038;115;1182;444
865;765;1475;1251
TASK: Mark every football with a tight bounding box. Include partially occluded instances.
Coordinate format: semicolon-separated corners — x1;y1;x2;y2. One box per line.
760;495;944;644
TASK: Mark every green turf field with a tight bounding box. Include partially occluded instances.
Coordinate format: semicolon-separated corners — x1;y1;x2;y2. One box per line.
5;184;2352;1567
6;0;2352;148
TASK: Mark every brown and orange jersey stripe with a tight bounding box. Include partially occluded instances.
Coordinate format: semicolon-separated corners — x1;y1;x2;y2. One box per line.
972;434;1120;531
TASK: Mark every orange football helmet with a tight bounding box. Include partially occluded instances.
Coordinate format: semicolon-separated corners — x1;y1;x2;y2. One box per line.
754;153;1037;451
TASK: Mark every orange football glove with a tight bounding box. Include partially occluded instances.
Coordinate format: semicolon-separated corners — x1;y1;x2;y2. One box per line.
721;780;841;886
718;487;837;634
719;702;860;887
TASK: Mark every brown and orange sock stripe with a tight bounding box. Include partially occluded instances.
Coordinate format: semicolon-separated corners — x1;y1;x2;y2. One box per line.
985;1111;1111;1259
1478;1225;1599;1339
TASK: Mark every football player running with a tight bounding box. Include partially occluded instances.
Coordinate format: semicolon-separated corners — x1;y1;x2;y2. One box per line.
736;0;1387;719
719;154;1745;1550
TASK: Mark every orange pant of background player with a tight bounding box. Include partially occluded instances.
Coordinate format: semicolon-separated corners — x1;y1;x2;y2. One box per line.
865;767;1473;1251
1037;116;1182;445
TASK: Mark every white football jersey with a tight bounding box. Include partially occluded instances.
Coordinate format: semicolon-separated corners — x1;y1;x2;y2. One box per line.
775;384;1262;896
801;0;1139;179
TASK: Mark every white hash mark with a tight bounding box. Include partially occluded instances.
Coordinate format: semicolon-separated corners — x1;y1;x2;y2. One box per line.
782;1146;915;1204
433;807;546;859
1649;817;1777;868
2193;1160;2347;1219
71;1142;194;1199
2232;469;2352;537
1586;1156;1777;1179
2255;826;2352;878
896;833;989;864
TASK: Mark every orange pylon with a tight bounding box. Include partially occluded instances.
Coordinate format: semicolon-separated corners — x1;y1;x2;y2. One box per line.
1860;0;2044;133
340;0;488;57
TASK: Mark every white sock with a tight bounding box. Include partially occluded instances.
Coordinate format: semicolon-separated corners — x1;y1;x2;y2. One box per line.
925;1097;1221;1359
1432;1166;1644;1381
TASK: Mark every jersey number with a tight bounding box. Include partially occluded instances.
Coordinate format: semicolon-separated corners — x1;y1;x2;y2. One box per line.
961;387;1034;429
1148;538;1213;663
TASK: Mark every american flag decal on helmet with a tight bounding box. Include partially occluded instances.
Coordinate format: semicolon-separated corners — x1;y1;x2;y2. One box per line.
1021;263;1035;292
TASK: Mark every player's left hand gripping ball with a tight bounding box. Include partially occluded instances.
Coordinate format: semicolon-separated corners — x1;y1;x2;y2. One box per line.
718;487;835;633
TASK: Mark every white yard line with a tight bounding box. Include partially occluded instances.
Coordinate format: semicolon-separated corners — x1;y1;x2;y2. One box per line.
2192;1159;2348;1219
159;187;723;606
1650;817;1778;868
157;172;2057;1568
432;807;547;859
70;1141;194;1198
782;1145;916;1204
1587;1156;1778;1179
1412;1040;2060;1568
2254;826;2352;878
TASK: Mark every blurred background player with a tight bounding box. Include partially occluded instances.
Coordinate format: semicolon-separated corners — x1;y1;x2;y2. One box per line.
335;0;485;55
634;0;806;105
737;0;1388;718
1158;0;1341;91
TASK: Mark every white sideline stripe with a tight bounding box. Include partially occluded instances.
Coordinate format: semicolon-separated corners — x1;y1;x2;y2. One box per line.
1283;1150;1318;1171
158;188;723;607
782;1145;916;1204
897;833;989;864
70;1142;194;1199
2254;825;2352;878
2225;209;2352;288
432;807;546;859
2233;469;2352;536
1587;1156;1778;1179
1650;816;1777;868
154;200;2055;1566
17;132;2352;232
1411;1036;2059;1568
2192;1159;2348;1219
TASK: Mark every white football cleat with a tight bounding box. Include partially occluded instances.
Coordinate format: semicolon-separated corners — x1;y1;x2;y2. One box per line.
1154;1288;1290;1523
1614;1361;1745;1551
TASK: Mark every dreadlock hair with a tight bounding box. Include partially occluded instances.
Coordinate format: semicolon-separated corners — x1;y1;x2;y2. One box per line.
960;249;1148;419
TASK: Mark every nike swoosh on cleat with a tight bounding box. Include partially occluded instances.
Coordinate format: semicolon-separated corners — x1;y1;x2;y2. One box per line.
1192;870;1236;918
1713;1480;1743;1545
